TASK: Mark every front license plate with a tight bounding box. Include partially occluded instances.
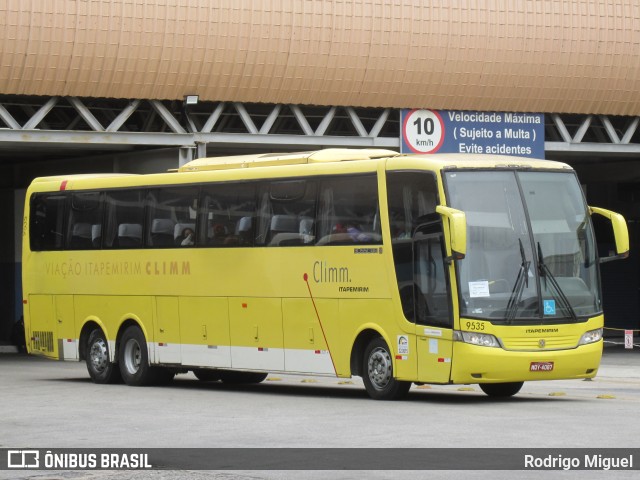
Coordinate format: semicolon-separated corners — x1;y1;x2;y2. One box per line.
530;361;554;372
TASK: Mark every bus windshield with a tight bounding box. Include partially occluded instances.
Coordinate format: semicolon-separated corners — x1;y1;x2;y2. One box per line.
444;170;600;323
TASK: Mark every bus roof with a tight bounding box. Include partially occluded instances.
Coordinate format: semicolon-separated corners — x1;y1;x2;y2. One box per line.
26;151;575;193
177;148;400;172
178;149;573;173
399;153;572;171
29;173;137;185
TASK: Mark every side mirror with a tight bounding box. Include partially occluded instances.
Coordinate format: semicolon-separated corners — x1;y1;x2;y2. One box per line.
589;206;629;263
436;205;466;260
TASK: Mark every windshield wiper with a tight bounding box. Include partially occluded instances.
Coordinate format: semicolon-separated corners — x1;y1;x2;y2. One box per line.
537;242;578;322
505;238;530;324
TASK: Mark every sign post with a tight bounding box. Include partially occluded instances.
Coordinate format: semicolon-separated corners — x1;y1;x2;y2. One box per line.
624;330;633;349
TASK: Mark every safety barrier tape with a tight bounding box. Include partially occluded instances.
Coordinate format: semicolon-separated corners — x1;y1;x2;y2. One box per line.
603;340;640;348
603;327;638;348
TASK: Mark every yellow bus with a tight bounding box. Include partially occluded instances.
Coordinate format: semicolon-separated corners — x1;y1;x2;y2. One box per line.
22;149;629;399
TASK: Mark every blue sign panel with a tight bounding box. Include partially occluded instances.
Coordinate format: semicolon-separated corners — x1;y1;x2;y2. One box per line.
401;109;545;159
543;300;556;316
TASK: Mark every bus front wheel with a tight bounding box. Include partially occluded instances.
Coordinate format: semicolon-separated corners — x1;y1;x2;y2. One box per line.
362;337;411;400
479;382;523;397
119;325;174;386
86;329;121;384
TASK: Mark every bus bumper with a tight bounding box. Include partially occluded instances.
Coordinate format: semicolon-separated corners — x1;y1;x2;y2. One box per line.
450;340;603;384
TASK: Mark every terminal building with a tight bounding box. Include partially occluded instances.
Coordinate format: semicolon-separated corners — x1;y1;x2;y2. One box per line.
1;0;639;343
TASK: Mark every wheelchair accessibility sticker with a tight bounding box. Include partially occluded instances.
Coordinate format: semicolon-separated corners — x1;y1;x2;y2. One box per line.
543;300;556;315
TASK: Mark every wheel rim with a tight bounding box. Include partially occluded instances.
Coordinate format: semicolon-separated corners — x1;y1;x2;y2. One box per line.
123;338;142;375
89;337;108;373
367;346;392;390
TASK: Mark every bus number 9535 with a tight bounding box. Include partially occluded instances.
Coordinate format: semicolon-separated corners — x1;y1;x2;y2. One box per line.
465;321;485;331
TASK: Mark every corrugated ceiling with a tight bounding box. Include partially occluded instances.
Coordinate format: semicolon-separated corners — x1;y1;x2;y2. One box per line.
1;0;639;115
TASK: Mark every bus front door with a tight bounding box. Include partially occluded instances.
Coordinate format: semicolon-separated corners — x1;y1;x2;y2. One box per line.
412;233;453;384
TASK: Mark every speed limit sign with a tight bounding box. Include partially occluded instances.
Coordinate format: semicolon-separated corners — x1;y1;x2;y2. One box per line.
402;109;445;154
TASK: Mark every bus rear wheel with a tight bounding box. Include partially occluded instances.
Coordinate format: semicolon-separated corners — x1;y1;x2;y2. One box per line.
362;337;411;400
86;329;121;384
479;382;523;397
118;325;174;386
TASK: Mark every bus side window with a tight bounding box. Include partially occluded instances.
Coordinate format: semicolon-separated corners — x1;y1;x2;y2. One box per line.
258;179;317;247
67;192;103;250
386;171;438;239
146;186;199;248
317;175;381;245
30;193;66;251
103;190;146;249
201;182;256;247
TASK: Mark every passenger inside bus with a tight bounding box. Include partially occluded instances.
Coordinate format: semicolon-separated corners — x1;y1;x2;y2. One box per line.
175;224;195;246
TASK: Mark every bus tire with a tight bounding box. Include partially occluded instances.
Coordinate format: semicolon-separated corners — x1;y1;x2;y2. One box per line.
86;329;121;384
362;337;411;400
118;325;165;386
219;370;268;384
193;369;221;382
479;382;523;397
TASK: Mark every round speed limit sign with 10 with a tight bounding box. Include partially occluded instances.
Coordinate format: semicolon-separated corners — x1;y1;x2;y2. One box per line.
403;109;445;154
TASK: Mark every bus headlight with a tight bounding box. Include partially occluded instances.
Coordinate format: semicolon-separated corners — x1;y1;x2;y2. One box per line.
455;331;501;348
579;328;603;345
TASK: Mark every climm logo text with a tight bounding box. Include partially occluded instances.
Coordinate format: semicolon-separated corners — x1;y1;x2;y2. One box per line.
312;260;350;283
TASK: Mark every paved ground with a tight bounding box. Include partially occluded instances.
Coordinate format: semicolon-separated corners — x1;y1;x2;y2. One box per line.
0;343;638;479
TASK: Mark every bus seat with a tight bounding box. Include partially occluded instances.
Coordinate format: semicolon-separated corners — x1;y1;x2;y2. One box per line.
235;217;252;234
235;217;253;246
269;215;300;246
174;222;195;246
299;217;314;244
270;215;297;234
117;223;142;248
91;224;102;248
69;222;92;249
151;218;175;247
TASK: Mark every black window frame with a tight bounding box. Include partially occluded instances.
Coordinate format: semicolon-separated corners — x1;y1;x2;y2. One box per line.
27;171;384;251
29;193;67;252
66;191;105;250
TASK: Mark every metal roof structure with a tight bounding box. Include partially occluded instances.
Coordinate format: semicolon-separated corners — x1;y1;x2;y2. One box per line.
1;95;639;164
0;1;638;165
